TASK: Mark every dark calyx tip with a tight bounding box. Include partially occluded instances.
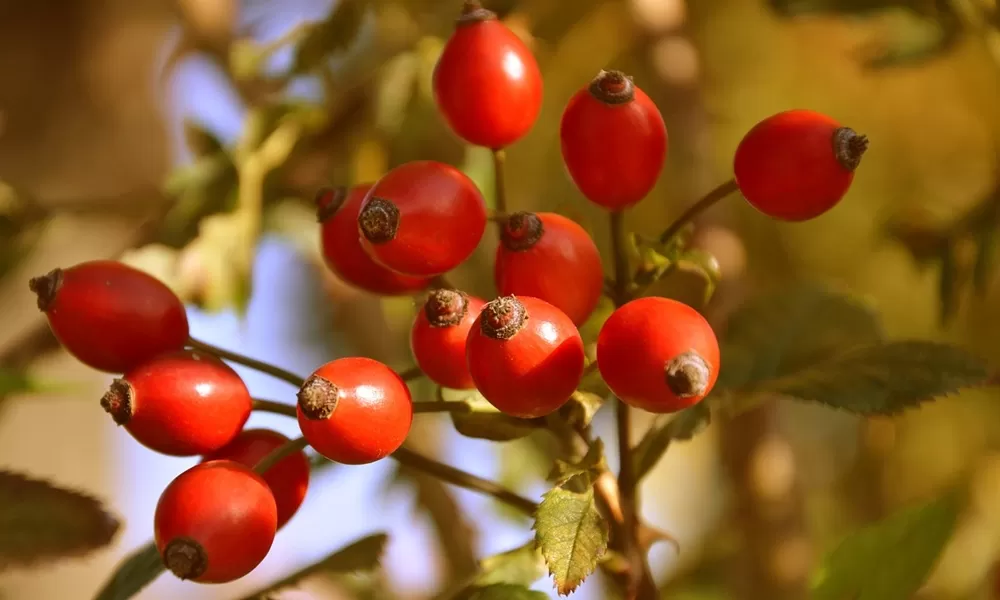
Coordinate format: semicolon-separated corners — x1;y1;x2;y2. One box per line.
588;70;635;105
314;186;348;223
664;351;711;398
297;374;340;420
100;379;135;426
457;0;496;24
480;295;528;340
501;212;544;251
832;127;869;171
358;196;400;244
163;537;208;581
425;289;469;327
28;268;64;312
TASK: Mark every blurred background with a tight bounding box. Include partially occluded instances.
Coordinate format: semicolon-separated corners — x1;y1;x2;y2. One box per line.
1;0;999;598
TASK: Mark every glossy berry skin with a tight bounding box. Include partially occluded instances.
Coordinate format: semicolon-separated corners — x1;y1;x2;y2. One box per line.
296;357;413;465
433;2;543;149
560;70;668;211
466;296;585;418
100;350;252;456
28;260;189;373
201;429;310;529
733;109;869;222
154;460;277;583
597;297;720;414
410;289;485;390
317;186;432;295
494;212;603;325
357;161;487;277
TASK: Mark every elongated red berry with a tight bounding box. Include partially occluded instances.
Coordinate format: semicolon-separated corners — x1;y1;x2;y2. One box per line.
560;70;668;211
597;297;719;413
410;289;485;390
317;186;432;295
155;460;277;583
733;109;869;221
201;429;309;529
466;296;585;418
100;350;252;456
432;1;543;149
358;161;487;277
28;260;189;373
296;357;413;465
494;212;603;325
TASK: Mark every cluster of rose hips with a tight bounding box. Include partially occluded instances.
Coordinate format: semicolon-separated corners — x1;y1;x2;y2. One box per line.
25;0;867;590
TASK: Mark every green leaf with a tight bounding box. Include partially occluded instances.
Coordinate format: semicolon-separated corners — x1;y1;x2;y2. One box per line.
632;401;712;482
757;341;991;416
0;470;120;572
467;584;548;600
811;488;962;600
533;486;609;595
292;0;370;74
675;248;722;305
92;542;163;600
547;438;607;487
442;388;542;442
715;282;883;392
240;533;388;599
473;541;547;589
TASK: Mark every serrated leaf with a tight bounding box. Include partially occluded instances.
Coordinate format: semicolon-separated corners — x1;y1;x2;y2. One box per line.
467;584;548;600
442;388;542;442
547;439;607;487
474;541;547;588
240;533;388;599
292;0;370;74
632;401;712;482
715;282;883;392
92;542;163;600
0;471;120;572
533;487;608;595
811;488;961;600
755;341;991;416
556;391;604;430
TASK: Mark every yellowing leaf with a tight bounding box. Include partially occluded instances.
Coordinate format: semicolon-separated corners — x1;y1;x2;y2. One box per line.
0;471;120;571
178;212;254;314
375;51;419;135
533;486;608;595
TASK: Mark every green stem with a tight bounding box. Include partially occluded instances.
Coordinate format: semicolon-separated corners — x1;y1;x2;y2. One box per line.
253;398;297;417
657;178;739;245
254;436;309;474
188;337;305;387
493;149;508;219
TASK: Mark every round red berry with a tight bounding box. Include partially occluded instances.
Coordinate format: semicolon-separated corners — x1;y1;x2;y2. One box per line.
733;109;869;221
410;289;485;390
100;350;252;456
432;1;543;149
296;357;413;465
28;260;189;373
154;460;277;583
317;186;432;295
201;429;310;529
494;212;603;325
357;161;487;277
596;297;720;413
466;296;585;418
560;70;668;211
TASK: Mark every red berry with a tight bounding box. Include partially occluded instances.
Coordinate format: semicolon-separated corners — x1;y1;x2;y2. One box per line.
358;161;487;277
154;460;277;583
28;260;189;373
560;70;668;211
317;186;432;295
432;1;543;149
410;289;485;390
494;212;603;325
100;350;252;456
596;297;720;413
201;429;310;529
296;357;413;465
466;296;585;418
733;109;869;221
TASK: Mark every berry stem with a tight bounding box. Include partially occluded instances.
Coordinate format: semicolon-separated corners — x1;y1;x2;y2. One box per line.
252;398;297;417
187;337;305;387
397;365;425;382
657;178;740;245
253;436;309;474
492;149;508;230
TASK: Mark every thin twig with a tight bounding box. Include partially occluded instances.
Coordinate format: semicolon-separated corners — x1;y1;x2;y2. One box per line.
658;178;740;245
254;436;309;474
188;337;305;387
253;398;297;417
492;149;508;216
413;401;471;414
